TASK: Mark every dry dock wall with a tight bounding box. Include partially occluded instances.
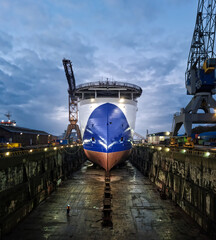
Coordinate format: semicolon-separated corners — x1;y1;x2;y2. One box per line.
130;146;216;238
0;146;86;236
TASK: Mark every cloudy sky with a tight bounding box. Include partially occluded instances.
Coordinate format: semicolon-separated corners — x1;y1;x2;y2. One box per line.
0;0;198;136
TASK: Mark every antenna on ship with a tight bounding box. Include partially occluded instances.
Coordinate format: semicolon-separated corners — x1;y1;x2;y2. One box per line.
1;112;16;126
5;112;11;121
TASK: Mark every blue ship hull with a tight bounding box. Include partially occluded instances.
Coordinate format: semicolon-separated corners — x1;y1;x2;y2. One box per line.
83;103;132;171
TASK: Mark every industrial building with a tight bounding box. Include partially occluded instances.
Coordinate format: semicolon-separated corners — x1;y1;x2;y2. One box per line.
0;125;52;146
147;131;171;145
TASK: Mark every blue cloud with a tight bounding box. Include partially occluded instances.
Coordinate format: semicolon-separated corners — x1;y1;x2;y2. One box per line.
0;31;13;54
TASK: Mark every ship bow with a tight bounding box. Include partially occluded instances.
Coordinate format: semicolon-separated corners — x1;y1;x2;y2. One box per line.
83;103;132;171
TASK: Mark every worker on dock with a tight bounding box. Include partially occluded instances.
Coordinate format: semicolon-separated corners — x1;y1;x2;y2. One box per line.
67;204;70;215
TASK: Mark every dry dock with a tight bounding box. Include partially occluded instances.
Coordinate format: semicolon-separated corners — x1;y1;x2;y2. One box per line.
3;161;209;240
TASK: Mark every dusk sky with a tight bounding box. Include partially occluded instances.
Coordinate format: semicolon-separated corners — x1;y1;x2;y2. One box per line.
0;0;198;136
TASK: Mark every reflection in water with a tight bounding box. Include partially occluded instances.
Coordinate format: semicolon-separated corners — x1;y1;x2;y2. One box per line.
81;166;87;173
130;169;136;183
80;160;135;183
126;162;137;183
88;174;105;182
110;175;122;182
67;214;71;224
43;226;52;240
81;161;94;173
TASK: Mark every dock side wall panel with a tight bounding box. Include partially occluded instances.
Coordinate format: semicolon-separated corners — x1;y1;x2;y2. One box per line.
130;146;216;238
0;146;86;235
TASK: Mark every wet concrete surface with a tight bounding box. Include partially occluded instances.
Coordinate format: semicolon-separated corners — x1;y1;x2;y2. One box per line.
3;161;210;240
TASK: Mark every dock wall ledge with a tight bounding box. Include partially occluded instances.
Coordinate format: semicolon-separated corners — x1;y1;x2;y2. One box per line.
130;145;216;239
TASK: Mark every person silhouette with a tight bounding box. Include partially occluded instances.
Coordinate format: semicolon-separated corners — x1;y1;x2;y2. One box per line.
67;204;70;215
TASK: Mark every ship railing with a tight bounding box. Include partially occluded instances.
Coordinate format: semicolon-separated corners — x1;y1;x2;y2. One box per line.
76;81;142;92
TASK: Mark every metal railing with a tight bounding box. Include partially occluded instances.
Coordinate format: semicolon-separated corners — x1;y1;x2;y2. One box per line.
0;144;82;158
133;143;216;158
76;80;142;93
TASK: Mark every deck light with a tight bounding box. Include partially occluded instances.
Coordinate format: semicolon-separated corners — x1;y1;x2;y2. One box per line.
29;149;33;153
54;147;57;150
158;147;162;151
44;148;47;151
5;152;10;156
119;98;125;103
165;147;170;152
181;149;186;153
204;152;210;157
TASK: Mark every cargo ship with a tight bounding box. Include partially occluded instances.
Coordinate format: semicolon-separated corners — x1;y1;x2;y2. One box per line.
75;80;142;171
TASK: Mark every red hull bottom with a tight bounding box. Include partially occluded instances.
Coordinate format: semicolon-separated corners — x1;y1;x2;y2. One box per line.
84;149;131;171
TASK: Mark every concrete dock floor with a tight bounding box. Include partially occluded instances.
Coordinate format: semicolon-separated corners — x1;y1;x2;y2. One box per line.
3;161;210;240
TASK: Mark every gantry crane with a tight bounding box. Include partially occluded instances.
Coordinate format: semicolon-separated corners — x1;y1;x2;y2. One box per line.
62;59;81;141
172;0;216;147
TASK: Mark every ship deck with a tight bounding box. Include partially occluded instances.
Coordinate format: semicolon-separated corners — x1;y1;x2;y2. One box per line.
75;80;142;100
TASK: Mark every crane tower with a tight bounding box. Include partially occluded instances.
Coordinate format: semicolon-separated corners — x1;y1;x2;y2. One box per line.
62;59;81;141
172;0;216;144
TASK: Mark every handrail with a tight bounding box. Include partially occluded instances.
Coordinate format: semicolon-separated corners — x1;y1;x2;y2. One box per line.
0;144;82;158
133;143;216;158
76;81;142;92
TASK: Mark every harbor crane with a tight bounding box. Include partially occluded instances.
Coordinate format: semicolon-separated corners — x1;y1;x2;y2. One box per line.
62;59;81;141
172;0;216;147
